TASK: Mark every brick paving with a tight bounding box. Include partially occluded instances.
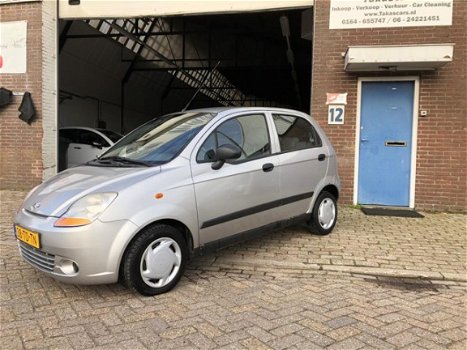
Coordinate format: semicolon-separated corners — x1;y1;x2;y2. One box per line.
195;207;467;280
1;190;466;349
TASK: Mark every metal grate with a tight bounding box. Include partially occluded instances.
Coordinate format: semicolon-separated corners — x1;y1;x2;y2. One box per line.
19;242;55;272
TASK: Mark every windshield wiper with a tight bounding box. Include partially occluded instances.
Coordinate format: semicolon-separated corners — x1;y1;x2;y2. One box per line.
96;156;152;167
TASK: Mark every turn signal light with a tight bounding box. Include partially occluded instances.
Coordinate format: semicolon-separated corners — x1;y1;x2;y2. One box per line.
54;217;92;227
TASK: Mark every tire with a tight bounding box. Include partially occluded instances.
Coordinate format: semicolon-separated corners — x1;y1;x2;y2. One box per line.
308;191;337;235
122;224;187;296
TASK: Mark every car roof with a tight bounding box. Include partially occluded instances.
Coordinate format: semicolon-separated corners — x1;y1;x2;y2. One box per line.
60;126;101;132
59;126;117;144
182;107;309;115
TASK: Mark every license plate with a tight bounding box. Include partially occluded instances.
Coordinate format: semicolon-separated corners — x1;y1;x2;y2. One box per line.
15;225;41;249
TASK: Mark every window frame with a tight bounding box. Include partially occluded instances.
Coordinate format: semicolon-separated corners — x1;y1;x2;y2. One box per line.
271;113;323;154
195;113;272;165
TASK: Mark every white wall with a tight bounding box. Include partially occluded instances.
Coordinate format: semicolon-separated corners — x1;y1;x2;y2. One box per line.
42;0;58;180
59;0;313;19
59;21;164;134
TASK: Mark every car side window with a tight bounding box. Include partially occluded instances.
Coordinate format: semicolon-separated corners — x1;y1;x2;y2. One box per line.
197;114;270;163
59;129;79;143
78;130;110;147
272;114;322;152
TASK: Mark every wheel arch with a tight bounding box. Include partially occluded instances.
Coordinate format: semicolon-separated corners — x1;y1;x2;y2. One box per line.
118;218;195;281
320;184;339;201
308;184;339;235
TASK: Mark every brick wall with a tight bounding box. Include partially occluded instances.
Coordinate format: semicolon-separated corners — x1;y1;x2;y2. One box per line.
0;2;43;190
312;0;466;211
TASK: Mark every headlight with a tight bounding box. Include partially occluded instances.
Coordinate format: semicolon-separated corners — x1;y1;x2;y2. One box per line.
18;185;40;214
54;193;117;227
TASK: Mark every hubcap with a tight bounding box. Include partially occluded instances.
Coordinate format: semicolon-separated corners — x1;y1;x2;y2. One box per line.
318;198;336;230
140;237;182;288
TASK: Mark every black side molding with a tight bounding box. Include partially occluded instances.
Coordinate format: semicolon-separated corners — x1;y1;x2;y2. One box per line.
201;191;313;229
195;213;310;257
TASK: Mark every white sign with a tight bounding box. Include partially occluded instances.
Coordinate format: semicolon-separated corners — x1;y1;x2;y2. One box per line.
0;21;27;74
328;105;345;125
0;1;40;4
326;92;347;105
329;0;453;29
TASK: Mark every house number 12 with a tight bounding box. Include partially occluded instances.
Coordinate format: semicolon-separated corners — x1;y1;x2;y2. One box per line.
328;105;345;125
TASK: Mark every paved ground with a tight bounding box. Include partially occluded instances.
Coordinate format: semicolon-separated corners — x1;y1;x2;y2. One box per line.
1;190;466;349
195;207;466;281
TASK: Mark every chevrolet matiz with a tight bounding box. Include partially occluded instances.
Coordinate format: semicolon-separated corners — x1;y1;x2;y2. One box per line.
14;107;340;295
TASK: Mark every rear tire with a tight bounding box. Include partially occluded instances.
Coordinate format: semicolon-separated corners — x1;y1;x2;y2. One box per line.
122;224;187;296
308;191;337;235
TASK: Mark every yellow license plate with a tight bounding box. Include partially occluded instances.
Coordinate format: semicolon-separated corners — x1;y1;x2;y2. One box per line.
15;225;41;249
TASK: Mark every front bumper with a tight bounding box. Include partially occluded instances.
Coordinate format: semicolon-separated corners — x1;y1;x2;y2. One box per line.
14;209;139;285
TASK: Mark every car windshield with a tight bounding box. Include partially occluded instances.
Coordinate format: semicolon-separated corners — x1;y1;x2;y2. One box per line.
97;129;123;143
99;112;216;166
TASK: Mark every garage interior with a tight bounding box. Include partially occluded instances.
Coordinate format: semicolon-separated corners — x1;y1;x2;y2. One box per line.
58;8;313;137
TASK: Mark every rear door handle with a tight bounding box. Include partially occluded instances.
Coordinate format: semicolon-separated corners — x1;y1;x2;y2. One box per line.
73;146;82;150
262;163;274;172
318;154;326;161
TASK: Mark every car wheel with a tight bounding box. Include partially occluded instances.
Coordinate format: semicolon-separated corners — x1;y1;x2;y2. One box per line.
308;191;337;235
122;224;187;296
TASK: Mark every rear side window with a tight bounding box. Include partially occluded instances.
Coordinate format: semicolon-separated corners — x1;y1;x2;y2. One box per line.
197;114;271;163
272;114;322;152
97;129;122;143
59;129;79;143
78;130;110;147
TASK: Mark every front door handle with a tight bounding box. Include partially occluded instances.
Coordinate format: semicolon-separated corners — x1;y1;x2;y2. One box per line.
318;154;326;161
73;146;82;150
262;163;274;172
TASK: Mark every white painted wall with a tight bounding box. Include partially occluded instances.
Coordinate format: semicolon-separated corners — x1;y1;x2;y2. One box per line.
42;0;58;180
59;21;164;134
59;0;313;19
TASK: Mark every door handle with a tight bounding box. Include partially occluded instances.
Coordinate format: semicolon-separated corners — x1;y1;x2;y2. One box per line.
318;154;326;161
262;163;274;172
360;138;369;142
73;146;82;149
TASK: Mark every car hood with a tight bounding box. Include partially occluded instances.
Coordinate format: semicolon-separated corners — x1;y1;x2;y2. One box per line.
22;165;160;217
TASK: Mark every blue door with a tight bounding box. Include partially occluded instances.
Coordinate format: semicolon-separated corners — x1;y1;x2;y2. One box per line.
358;81;414;206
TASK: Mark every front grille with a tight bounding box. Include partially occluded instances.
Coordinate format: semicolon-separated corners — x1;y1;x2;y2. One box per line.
19;242;55;272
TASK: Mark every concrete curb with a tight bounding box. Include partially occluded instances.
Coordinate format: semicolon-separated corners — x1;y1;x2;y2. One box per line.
196;256;467;283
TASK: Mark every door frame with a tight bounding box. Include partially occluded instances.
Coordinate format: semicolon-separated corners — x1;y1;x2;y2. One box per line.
353;76;420;208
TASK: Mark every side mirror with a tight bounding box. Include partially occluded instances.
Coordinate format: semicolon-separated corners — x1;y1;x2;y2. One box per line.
92;141;103;149
211;144;241;170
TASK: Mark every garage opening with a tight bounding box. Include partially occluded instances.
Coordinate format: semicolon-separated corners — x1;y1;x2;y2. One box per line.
58;8;313;170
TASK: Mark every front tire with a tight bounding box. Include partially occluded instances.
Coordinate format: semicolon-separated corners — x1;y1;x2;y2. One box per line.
122;224;187;296
308;191;337;235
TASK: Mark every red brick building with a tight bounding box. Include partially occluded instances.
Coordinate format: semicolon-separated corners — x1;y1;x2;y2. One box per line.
312;0;466;211
0;0;465;211
0;1;45;189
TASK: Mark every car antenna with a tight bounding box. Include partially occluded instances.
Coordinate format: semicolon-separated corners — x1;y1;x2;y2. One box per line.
182;60;221;112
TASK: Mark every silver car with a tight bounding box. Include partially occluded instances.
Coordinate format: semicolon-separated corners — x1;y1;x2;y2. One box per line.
14;107;340;295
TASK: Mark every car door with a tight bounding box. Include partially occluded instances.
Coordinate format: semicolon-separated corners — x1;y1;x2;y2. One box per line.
68;129;109;167
271;113;328;218
191;112;281;245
